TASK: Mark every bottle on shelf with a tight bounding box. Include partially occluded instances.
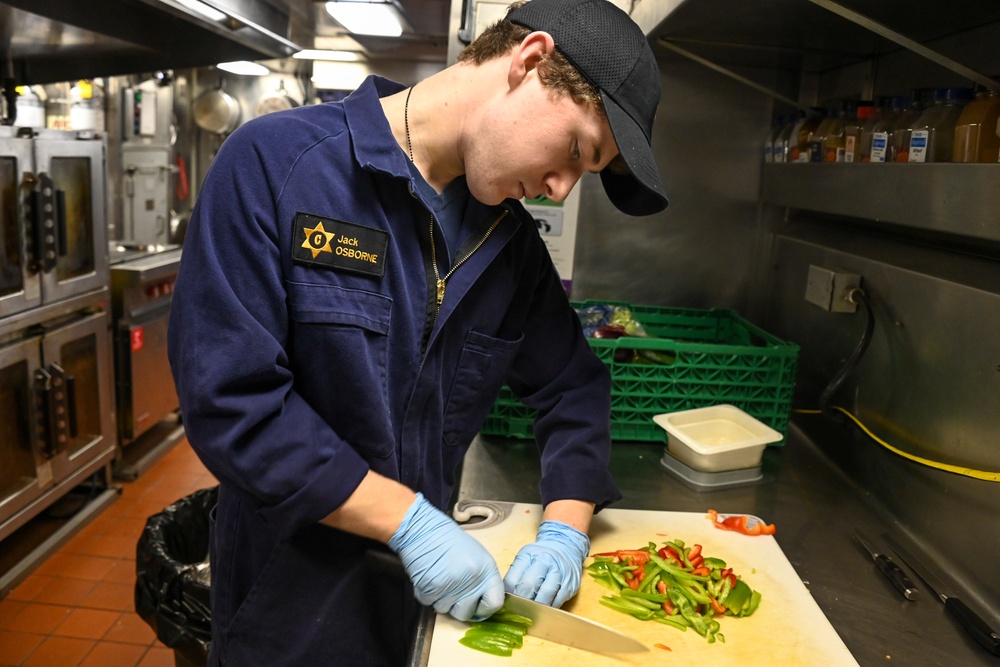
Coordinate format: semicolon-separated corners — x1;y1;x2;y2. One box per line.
808;107;842;162
890;89;932;162
824;101;854;162
844;101;873;162
869;96;908;163
789;110;822;162
858;96;892;162
764;115;786;163
952;84;1000;163
12;85;46;129
773;113;801;163
907;87;974;163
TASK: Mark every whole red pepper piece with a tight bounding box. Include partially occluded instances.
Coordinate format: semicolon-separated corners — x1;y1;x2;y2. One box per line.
706;509;777;536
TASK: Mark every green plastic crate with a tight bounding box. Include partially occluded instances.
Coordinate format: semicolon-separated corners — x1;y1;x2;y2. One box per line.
480;301;799;443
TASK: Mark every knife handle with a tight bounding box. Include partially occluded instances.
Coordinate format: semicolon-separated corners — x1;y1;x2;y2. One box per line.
943;597;1000;656
873;554;918;601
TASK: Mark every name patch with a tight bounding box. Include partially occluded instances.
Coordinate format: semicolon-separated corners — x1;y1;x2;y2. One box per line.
292;212;389;277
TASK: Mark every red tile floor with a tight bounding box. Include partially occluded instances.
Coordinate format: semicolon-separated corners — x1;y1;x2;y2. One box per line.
0;440;216;667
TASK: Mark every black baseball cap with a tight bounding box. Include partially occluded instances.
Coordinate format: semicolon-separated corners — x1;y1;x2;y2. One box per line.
508;0;668;216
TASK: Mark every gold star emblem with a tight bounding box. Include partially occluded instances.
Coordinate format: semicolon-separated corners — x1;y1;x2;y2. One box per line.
302;221;335;259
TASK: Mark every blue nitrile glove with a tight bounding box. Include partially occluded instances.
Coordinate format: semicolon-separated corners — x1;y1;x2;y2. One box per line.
503;520;590;608
387;493;505;622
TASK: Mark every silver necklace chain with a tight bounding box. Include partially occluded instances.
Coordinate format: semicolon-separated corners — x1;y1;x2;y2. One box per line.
404;85;414;161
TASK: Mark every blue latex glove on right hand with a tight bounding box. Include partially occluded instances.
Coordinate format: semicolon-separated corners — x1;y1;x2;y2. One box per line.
388;493;505;621
503;520;590;608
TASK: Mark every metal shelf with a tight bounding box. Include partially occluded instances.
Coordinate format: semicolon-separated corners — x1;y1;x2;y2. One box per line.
761;163;1000;242
653;0;1000;79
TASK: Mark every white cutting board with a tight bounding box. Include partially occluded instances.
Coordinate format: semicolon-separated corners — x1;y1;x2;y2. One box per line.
426;503;859;666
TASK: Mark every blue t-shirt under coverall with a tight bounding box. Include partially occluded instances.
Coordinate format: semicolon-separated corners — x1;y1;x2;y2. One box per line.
167;75;621;665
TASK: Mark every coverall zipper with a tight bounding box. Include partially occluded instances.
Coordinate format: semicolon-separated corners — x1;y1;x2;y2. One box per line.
410;184;507;359
427;209;508;319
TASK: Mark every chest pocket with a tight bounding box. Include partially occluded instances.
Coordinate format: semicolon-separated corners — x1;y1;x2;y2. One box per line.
288;282;394;459
442;330;523;448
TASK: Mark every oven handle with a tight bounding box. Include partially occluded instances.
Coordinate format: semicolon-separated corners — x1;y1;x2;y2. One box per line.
55;188;68;258
33;366;56;458
32;364;71;458
29;172;59;272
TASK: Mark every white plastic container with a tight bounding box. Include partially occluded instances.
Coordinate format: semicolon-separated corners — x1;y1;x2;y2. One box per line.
653;405;783;472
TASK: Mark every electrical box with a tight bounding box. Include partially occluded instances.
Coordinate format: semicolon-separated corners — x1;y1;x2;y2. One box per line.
804;265;861;313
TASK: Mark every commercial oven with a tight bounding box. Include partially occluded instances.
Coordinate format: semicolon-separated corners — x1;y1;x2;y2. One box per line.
0;126;109;318
0;292;116;542
110;245;181;447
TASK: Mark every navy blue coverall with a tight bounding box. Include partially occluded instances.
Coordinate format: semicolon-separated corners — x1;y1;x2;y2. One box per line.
167;76;621;665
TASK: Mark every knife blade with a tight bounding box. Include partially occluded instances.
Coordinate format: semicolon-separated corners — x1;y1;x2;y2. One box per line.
503;593;648;654
853;530;918;600
888;539;1000;656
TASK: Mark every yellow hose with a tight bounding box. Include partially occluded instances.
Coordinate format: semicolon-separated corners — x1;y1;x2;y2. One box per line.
794;407;1000;482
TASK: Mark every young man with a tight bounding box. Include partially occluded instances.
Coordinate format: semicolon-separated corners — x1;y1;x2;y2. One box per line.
167;0;667;663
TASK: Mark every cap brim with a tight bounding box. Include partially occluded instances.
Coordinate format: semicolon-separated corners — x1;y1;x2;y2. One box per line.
600;92;668;216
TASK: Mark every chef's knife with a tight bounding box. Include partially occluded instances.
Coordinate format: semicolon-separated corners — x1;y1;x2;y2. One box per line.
888;540;1000;656
503;593;648;654
853;530;918;600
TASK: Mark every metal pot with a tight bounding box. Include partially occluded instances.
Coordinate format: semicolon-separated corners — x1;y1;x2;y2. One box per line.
254;80;298;118
193;86;241;135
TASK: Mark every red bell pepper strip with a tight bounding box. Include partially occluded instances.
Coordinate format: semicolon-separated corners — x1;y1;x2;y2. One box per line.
706;509;777;536
708;595;727;615
657;546;684;566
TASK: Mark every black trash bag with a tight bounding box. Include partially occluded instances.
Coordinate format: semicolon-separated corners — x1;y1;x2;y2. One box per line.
135;485;218;666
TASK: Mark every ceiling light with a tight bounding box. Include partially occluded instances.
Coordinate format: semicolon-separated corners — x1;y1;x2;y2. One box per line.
325;1;404;37
176;0;227;22
216;61;270;76
293;49;361;62
311;61;368;90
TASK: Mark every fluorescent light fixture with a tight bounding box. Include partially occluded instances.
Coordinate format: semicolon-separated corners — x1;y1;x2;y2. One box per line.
311;61;368;90
325;1;403;37
293;49;361;62
176;0;227;22
216;61;270;76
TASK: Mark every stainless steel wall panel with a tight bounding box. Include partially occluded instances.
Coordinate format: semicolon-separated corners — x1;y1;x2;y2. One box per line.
572;58;776;312
764;223;1000;615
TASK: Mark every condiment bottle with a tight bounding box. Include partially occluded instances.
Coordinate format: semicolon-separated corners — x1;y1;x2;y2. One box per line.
844;101;873;162
869;96;907;163
891;89;931;162
764;115;786;163
952;84;1000;163
824;101;853;162
808;107;841;162
789;112;822;162
773;113;800;163
907;87;973;163
12;85;46;128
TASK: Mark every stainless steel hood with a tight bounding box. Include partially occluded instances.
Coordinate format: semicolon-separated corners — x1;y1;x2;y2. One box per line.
0;0;302;85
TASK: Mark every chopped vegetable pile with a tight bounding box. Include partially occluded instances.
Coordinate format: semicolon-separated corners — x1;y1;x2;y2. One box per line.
459;609;533;657
588;538;762;645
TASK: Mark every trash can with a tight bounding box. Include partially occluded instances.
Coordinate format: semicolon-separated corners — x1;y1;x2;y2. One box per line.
135;486;217;667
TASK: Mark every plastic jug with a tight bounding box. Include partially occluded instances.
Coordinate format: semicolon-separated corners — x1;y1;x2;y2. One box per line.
952;85;1000;163
844;101;873;162
891;89;932;162
907;87;973;163
868;96;907;163
789;112;822;162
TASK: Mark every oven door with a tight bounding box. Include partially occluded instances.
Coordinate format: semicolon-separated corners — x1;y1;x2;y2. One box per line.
0;335;49;528
32;135;109;304
40;309;116;484
0;132;41;317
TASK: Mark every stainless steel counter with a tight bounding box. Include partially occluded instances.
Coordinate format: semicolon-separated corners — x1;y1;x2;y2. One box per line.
453;420;1000;667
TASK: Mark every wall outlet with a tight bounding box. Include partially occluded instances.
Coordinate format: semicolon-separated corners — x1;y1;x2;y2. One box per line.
804;265;861;312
